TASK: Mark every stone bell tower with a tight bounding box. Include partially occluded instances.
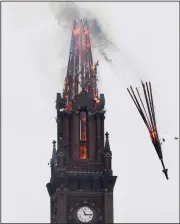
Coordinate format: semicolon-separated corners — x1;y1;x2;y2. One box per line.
46;19;117;224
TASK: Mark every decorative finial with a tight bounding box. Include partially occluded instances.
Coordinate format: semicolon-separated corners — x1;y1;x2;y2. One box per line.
51;140;57;166
52;140;56;148
104;132;111;153
105;132;109;139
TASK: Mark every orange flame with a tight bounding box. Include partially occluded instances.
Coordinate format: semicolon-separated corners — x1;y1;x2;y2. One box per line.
92;64;95;72
80;144;87;160
94;97;100;103
87;42;91;49
82;116;86;122
65;101;72;112
84;27;88;35
81;113;87;141
149;128;157;141
73;28;80;35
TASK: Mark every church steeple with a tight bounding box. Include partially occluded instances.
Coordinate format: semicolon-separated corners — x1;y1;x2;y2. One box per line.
63;19;100;109
54;19;105;161
46;19;117;224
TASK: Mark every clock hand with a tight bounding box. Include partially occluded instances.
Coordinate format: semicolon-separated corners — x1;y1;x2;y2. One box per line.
82;208;93;216
83;209;86;215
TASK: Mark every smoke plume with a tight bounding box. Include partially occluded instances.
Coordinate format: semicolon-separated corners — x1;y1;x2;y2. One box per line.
49;2;116;63
49;2;145;86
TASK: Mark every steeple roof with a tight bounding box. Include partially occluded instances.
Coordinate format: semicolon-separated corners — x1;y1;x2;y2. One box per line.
62;19;100;112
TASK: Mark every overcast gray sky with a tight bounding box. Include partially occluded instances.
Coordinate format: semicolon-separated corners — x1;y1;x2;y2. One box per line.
2;2;179;223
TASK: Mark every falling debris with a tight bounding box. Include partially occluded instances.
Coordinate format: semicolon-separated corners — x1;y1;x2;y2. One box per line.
127;81;169;180
174;137;178;140
162;138;165;142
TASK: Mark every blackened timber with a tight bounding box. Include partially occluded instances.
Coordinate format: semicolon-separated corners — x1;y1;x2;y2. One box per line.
149;82;159;139
130;86;149;126
136;87;151;129
146;82;156;129
152;140;163;160
127;87;149;128
127;88;141;112
141;82;154;130
128;81;169;179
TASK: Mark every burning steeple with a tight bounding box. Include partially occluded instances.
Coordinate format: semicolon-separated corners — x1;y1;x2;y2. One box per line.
55;19;105;161
63;19;100;112
47;19;117;224
127;81;169;180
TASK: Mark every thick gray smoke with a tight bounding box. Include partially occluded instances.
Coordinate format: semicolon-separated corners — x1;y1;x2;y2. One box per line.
49;2;146;86
50;2;116;63
50;2;80;30
87;18;115;62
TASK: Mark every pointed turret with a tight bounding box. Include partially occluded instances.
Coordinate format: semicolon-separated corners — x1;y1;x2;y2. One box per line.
104;132;112;175
104;132;111;153
51;140;57;175
51;140;57;165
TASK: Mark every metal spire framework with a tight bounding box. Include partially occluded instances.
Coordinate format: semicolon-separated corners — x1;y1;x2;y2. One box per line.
127;81;169;180
63;19;100;112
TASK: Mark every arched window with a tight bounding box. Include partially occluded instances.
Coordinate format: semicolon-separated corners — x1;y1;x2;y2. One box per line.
80;111;87;159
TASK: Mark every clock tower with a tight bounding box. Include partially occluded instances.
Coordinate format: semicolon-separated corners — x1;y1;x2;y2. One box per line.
46;19;117;224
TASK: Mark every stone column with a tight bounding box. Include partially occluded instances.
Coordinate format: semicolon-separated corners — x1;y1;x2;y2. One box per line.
104;191;114;223
57;111;62;151
96;113;102;160
56;188;67;223
88;115;96;160
101;113;105;154
63;112;70;157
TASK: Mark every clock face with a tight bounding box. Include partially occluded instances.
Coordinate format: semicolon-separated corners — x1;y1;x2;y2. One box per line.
77;206;93;223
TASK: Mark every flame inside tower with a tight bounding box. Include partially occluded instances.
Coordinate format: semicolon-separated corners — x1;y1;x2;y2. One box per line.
80;111;87;160
63;19;101;160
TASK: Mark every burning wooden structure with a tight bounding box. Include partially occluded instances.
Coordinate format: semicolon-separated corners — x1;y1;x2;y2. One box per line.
127;81;169;180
